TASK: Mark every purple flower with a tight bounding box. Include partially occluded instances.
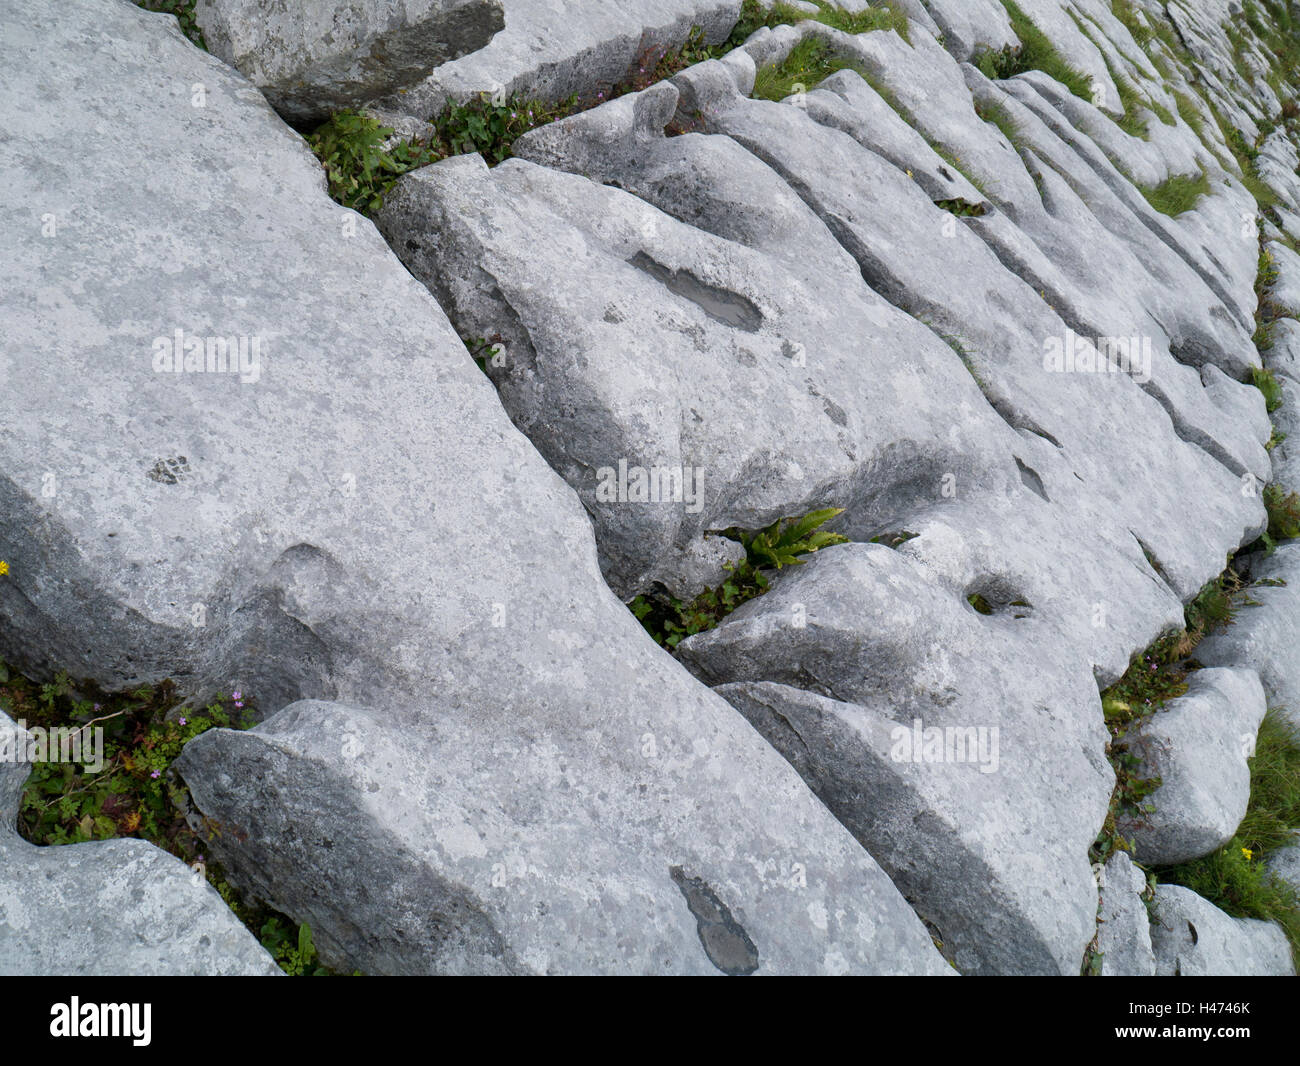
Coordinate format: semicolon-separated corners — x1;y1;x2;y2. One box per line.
179;717;187;726
234;700;244;709
231;690;242;701
150;770;160;779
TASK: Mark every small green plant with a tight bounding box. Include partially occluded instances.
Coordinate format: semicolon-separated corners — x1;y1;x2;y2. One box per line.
257;918;331;976
974;1;1094;102
307;110;440;214
463;335;505;376
137;0;205;49
629;508;847;648
743;507;849;569
1251;483;1300;553
1136;171;1210;216
432;93;574;165
1252;366;1285;413
935;198;988;217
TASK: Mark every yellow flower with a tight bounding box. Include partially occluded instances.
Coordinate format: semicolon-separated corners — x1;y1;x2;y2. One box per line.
1242;847;1254;861
0;560;8;576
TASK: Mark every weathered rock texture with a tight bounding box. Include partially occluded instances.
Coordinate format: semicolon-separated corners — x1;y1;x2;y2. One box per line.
370;0;746;119
1;0;949;976
1150;884;1295;976
4;0;1300;978
195;0;506;124
1119;667;1267;866
1096;851;1156;977
374;3;1284;974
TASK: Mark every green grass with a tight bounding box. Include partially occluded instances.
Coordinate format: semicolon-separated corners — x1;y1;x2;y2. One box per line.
629;509;847;649
974;0;1094;102
1255;247;1297;348
1173;90;1207;138
1114;76;1152;138
727;0;911;43
810;0;911;41
1253;366;1286;413
1136;171;1210;216
974;97;1023;146
1109;0;1152;48
1209;102;1280;209
1160;710;1300;968
752;36;868;101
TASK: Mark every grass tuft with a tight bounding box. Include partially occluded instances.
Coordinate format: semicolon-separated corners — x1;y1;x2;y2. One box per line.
1136;171;1210;216
752;36;868;101
1252;366;1286;413
974;0;1094;102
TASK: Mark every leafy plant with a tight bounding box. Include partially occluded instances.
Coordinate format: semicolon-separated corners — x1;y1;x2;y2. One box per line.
258;918;330;976
935;198;988;217
742;507;849;570
8;674;252;849
629;508;848;648
307;110;438;214
463;335;505;375
432;94;574;165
